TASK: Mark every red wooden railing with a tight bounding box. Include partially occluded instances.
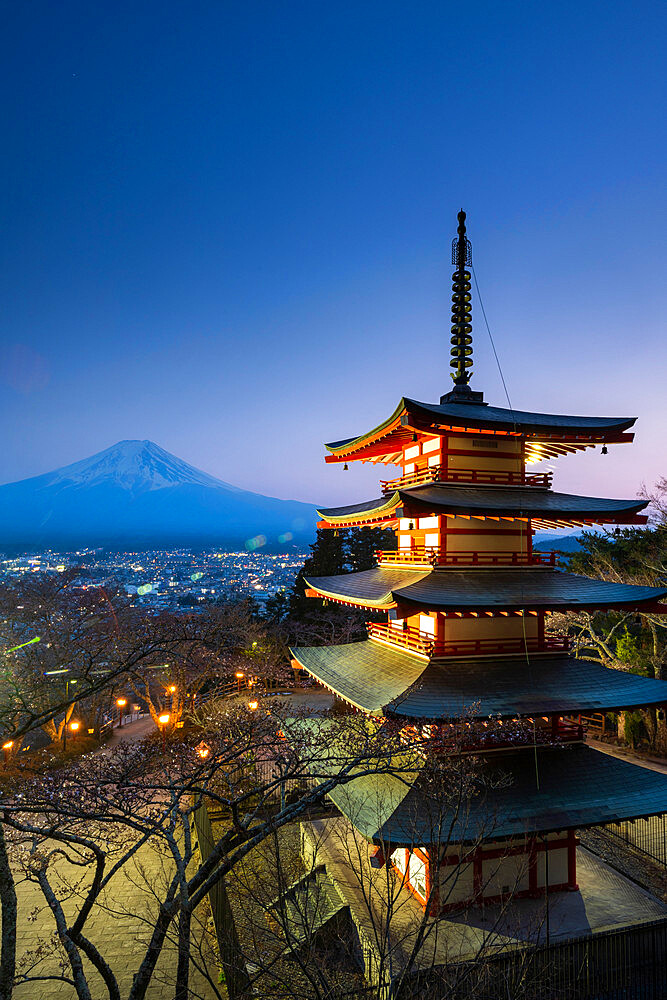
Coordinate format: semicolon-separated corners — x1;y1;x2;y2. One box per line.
380;467;553;492
401;717;584;751
367;622;571;657
376;547;557;567
367;622;435;657
431;635;571;657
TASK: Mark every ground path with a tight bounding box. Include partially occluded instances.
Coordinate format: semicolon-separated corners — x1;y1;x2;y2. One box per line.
12;715;221;1000
586;736;667;775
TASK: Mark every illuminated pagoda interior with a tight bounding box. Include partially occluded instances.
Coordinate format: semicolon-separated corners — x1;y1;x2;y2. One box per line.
291;211;667;914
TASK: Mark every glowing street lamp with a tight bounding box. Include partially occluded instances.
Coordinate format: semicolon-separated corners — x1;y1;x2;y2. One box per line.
158;712;170;753
195;741;210;760
116;697;127;728
63;719;80;750
248;700;258;711
235;671;245;694
2;741;13;766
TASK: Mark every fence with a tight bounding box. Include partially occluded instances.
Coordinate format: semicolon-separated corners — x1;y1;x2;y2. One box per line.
434;916;667;1000
604;813;667;868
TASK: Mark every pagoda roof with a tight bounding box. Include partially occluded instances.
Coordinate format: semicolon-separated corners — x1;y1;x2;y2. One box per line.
326;743;667;845
304;566;667;613
317;485;647;527
290;640;667;719
325;396;636;464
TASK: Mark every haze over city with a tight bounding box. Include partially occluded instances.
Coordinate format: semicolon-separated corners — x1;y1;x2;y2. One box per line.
1;0;665;511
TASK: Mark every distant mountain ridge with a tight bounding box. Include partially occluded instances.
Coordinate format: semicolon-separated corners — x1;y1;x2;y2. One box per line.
0;441;316;550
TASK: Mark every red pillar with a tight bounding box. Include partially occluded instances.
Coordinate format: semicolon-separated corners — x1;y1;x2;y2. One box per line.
473;847;483;900
528;838;538;896
567;829;578;890
426;846;440;916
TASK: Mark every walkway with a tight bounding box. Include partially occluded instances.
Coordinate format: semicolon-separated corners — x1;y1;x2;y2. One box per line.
586;736;667;776
11;715;221;999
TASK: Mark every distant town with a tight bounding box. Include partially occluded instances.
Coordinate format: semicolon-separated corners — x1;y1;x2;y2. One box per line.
0;548;306;611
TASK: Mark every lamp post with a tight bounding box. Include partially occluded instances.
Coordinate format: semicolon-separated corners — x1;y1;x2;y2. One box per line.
248;700;258;712
2;741;13;767
116;697;127;728
235;671;244;694
63;719;80;751
158;713;170;754
195;741;210;760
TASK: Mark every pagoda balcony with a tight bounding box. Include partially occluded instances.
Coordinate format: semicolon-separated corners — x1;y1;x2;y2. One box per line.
379;466;553;493
376;547;557;568
367;622;572;658
398;717;584;752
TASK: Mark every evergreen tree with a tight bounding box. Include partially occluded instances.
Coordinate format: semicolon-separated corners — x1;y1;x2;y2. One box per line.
289;529;348;617
347;526;397;572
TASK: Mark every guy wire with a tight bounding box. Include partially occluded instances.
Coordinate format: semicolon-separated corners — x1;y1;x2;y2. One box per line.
471;264;540;790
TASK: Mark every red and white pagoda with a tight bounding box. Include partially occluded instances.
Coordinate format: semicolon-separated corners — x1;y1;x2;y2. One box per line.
291;212;667;914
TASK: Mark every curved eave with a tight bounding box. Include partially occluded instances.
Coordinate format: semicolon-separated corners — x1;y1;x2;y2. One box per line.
405;397;637;438
324;398;408;459
290;640;426;716
317;493;401;527
290;640;667;721
386;653;667;720
398;485;649;524
328;745;667;845
323;397;637;463
303;566;667;614
393;569;667;614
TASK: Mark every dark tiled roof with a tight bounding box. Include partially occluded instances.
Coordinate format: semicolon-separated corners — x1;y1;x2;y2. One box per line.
388;653;667;718
289;640;667;719
404;397;636;436
328;744;667;844
316;485;646;523
290;641;427;715
325;397;636;454
304;566;667;612
304;567;429;608
317;495;399;519
399;484;646;520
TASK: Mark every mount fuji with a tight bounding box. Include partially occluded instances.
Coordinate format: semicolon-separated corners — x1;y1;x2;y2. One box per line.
0;441;317;550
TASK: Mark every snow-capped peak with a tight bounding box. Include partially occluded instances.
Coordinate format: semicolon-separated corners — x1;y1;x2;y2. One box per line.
41;440;241;494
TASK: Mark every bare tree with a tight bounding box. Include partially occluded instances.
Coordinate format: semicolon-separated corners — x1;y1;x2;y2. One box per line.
0;697;424;999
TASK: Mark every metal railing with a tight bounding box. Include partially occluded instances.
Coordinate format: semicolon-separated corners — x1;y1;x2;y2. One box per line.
380;466;553;492
604;813;667;868
443;916;667;999
376;547;557;567
366;622;571;658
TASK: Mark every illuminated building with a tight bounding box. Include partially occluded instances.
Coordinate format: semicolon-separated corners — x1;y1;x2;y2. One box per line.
291;211;667;913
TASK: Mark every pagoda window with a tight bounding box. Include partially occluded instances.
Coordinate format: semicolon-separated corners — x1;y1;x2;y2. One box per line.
419;614;435;635
428;455;440;467
422;438;440;455
404;445;420;461
424;532;439;548
408;851;428;901
399;535;413;549
391;848;407;875
399;518;413;531
419;516;438;530
404;463;415;474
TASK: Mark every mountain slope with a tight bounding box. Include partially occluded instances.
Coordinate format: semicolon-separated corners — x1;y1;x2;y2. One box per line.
0;441;316;549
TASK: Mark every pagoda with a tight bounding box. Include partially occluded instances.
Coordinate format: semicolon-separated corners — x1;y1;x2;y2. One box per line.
291;211;667;914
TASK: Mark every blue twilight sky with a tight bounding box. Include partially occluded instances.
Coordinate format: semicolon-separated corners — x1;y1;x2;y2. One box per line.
1;0;665;508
